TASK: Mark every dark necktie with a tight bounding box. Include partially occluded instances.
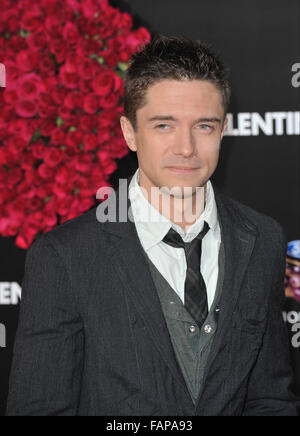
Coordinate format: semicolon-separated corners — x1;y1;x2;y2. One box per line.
162;221;210;327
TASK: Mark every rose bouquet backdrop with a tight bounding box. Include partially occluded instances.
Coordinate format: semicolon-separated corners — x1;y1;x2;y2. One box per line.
0;0;150;249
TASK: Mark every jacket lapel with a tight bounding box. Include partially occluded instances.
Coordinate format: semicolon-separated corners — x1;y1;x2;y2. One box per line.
100;176;193;403
195;183;258;409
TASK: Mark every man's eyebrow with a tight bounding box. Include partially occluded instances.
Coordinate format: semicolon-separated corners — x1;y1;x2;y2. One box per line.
148;115;177;122
195;117;222;124
147;115;222;124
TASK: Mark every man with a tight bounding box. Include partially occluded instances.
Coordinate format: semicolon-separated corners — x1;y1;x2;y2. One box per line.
7;36;297;416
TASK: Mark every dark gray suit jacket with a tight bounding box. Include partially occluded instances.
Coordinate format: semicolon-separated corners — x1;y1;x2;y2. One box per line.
6;179;298;416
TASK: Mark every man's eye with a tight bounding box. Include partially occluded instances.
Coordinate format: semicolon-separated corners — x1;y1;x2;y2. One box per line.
198;124;213;131
156;124;170;130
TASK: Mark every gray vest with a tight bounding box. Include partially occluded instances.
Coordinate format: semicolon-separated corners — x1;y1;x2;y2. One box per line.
140;222;225;404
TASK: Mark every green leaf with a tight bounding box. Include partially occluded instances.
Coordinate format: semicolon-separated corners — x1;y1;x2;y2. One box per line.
20;29;31;38
118;62;128;72
56;117;65;127
30;129;41;143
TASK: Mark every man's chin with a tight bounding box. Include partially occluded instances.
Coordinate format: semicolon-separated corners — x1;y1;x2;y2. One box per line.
159;183;205;199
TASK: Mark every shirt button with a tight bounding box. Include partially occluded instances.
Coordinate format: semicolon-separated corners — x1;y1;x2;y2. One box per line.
189;325;197;333
204;324;213;334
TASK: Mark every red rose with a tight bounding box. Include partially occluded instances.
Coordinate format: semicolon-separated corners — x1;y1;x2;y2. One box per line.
109;136;128;159
79;114;98;132
118;12;133;31
82;0;109;19
65;130;83;149
3;89;18;106
59;65;78;90
27;30;48;52
83;133;98;151
83;93;99;114
41;0;61;16
20;152;38;170
15;99;38;118
100;50;120;68
6;168;23;187
92;70;115;96
31;140;45;159
44;147;63;167
63;22;80;45
20;10;43;32
99;92;119;109
29;197;44;211
35;181;53;199
49;39;67;63
55;194;73;215
74;153;93;173
77;59;97;81
51;86;68;105
65;53;81;74
45;16;62;37
15;226;38;249
51;128;66;145
97;150;117;175
55;165;78;185
97;127;111;145
39;56;55;76
7;119;35;142
5;61;19;83
38;163;56;179
38;94;57;118
78;79;92;94
17;73;44;100
64;92;82;110
16;50;40;72
7;136;27;155
126;28;151;52
39;119;56;136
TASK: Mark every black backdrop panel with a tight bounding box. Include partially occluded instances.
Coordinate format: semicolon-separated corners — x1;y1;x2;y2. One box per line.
0;0;299;415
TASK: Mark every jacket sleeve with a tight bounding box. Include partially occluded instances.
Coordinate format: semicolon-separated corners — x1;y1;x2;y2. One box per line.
243;226;299;416
6;235;84;416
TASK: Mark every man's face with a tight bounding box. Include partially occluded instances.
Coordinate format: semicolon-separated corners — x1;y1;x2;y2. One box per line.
121;79;227;197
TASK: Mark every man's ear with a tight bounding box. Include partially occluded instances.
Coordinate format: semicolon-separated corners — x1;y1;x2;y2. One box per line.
120;116;137;152
220;116;228;139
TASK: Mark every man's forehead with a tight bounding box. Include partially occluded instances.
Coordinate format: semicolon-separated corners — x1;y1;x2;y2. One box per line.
142;79;222;105
139;79;224;117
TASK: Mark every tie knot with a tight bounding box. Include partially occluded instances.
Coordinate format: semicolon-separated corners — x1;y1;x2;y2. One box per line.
162;221;210;249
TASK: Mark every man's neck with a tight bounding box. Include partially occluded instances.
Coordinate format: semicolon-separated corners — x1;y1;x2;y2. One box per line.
137;172;206;233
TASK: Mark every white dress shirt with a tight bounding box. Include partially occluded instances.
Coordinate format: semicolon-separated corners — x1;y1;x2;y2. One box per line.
128;168;221;310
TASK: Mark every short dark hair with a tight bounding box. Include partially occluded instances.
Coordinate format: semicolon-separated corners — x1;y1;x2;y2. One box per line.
124;35;231;129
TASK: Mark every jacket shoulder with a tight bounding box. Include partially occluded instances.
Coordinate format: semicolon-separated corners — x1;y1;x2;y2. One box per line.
215;188;286;242
30;206;102;255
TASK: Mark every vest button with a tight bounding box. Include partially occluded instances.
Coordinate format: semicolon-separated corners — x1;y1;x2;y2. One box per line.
189;325;197;333
204;324;213;334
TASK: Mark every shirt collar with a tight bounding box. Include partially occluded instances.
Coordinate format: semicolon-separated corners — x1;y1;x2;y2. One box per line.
128;168;219;251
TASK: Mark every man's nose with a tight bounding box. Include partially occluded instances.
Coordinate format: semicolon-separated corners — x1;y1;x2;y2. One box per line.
172;128;196;157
